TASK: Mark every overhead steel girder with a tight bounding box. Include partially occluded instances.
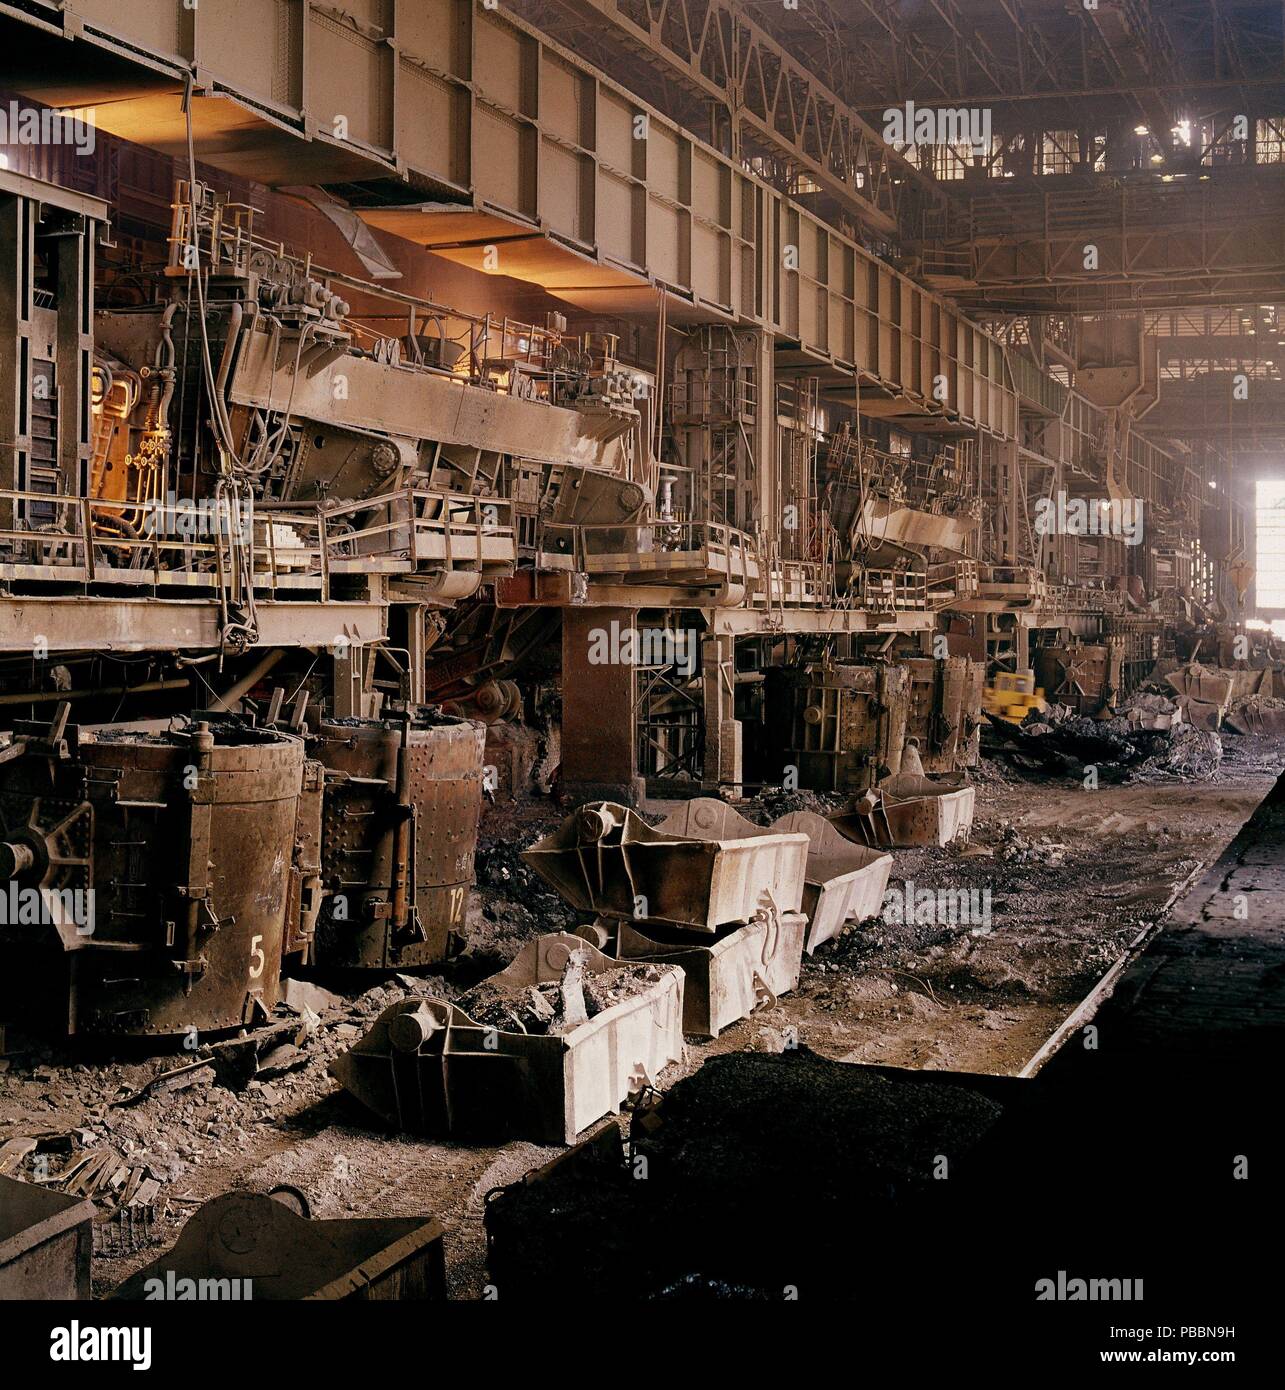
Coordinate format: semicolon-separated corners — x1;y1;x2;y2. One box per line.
753;0;1277;133
919;175;1285;313
1081;0;1183;142
0;596;387;653
1145;308;1285;345
0;1;1019;441
1141;384;1285;441
521;0;949;241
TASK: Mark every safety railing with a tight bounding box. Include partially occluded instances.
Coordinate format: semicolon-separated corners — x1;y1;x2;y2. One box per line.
751;557;833;611
539;519;760;587
314;489;516;579
1042;584;1127;616
0;485;515;599
927;559;979;608
858;567;930;612
977;565;1047;606
536;518;850;613
0;487;324;594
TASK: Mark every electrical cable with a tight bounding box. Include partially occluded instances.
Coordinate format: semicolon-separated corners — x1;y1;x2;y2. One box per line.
182;75;259;651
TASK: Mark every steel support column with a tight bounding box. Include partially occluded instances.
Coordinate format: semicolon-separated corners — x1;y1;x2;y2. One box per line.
560;606;643;806
700;631;741;795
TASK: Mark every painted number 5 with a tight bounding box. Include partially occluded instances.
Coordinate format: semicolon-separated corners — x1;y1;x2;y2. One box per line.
249;934;266;979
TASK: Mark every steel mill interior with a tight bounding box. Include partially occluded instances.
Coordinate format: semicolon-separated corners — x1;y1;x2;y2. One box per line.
0;0;1280;1359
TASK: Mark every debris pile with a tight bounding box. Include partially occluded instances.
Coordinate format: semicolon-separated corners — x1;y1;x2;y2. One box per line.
454;957;669;1036
1224;694;1285;737
472;824;579;958
475;835;573;917
748;785;842;825
996;826;1069;867
1118;691;1184;731
986;693;1221;783
0;974;393;1253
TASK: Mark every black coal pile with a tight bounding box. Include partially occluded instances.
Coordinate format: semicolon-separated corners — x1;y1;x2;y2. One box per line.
986;696;1221;783
475;837;572;917
484;1049;1004;1299
472;835;579;957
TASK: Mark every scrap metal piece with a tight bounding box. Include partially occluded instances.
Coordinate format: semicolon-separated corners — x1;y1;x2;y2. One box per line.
523;802;807;933
114;1191;445;1300
112;1059;216;1106
0;1174;94;1300
330;933;684;1144
0;1140;37;1177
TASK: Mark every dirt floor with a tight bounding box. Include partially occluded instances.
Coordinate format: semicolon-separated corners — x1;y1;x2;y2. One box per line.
1;734;1281;1298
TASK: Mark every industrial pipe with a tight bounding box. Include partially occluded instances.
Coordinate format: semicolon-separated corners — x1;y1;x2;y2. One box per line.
0;841;35;878
210;650;285;711
389;711;413;933
0;678;190;706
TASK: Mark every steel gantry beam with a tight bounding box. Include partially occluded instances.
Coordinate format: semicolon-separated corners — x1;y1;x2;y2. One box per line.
764;0;1118;117
743;0;1285;127
520;0;951;242
914;168;1285;313
1141;378;1285;440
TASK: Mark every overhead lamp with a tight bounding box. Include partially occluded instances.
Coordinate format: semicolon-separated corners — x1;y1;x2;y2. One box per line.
1135;125;1149;135
1150;153;1165;164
